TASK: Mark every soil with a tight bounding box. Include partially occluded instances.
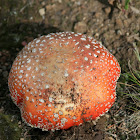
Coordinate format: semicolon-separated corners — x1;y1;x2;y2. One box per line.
0;0;140;140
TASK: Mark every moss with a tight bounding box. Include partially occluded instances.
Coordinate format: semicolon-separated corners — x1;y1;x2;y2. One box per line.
0;113;21;140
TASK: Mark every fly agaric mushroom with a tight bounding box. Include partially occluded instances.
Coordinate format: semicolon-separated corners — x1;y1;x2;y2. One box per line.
8;32;120;131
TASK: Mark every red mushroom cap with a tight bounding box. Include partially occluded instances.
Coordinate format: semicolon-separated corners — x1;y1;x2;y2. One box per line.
8;32;120;131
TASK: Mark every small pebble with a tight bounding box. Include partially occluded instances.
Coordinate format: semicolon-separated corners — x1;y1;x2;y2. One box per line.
39;8;45;16
74;21;87;33
115;19;123;28
3;71;8;78
108;0;115;5
137;127;140;135
108;136;115;140
104;7;111;15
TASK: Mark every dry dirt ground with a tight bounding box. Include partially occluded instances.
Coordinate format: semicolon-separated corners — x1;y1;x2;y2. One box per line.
0;0;140;140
